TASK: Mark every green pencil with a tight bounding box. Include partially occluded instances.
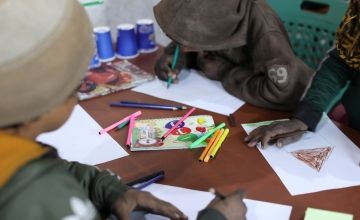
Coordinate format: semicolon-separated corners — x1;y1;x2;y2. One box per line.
167;44;180;89
189;122;226;148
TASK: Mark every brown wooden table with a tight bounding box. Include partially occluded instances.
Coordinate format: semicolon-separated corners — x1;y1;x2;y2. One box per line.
80;49;360;220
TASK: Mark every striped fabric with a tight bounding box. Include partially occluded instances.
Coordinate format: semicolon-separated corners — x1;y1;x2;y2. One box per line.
336;0;360;70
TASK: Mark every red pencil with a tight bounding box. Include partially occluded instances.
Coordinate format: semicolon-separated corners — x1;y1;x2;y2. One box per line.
160;107;196;141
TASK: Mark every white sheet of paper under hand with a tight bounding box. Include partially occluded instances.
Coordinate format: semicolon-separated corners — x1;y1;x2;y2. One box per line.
241;114;360;196
132;69;245;115
124;184;292;220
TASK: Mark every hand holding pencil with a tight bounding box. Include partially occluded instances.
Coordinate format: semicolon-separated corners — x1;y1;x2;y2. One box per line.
154;44;184;86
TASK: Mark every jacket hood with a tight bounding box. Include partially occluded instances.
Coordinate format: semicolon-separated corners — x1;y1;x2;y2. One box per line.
154;0;252;50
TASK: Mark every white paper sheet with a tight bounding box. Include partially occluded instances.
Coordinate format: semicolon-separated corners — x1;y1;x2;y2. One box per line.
131;184;292;220
241;114;360;195
37;105;128;165
132;69;245;115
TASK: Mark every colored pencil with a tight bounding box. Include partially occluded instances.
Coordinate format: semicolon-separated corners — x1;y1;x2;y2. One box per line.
118;101;187;109
167;44;180;89
126;170;165;186
126;115;136;147
203;129;225;162
189;122;226;148
133;174;165;190
98;111;141;135
210;128;230;158
110;102;186;111
160;107;196;141
199;129;221;162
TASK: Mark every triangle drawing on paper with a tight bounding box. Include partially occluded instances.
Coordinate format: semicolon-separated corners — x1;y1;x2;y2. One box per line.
290;147;333;172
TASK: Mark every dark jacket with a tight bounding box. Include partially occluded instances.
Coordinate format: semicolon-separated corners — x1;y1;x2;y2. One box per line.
293;1;359;131
293;49;360;131
154;0;314;110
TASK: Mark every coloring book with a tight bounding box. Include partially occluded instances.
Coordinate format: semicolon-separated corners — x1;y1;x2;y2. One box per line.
130;115;215;151
77;60;154;100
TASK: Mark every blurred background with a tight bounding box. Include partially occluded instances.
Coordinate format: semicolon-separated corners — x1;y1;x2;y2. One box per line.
83;0;171;46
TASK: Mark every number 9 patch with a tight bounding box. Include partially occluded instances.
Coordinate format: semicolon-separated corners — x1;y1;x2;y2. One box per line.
267;65;289;87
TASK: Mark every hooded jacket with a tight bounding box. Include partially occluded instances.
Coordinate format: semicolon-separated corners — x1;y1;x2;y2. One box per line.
0;132;226;220
0;132;130;220
154;0;314;110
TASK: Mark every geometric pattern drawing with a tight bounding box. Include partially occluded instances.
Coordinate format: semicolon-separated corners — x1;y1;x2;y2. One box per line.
290;147;333;172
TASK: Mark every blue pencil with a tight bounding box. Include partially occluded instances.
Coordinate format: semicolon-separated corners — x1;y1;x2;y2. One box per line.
126;170;165;186
118;101;187;109
133;174;165;190
110;102;187;110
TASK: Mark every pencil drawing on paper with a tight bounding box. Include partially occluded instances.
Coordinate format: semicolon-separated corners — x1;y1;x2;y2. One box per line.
290;147;333;171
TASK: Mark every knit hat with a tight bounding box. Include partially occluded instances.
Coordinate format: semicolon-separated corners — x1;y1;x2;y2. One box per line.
0;0;93;127
153;0;251;50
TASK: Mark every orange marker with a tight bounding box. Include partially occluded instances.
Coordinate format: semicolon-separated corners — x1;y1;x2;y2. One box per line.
203;129;225;162
198;130;221;162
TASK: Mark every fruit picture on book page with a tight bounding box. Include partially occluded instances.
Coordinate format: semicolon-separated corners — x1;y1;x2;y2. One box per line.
290;147;333;172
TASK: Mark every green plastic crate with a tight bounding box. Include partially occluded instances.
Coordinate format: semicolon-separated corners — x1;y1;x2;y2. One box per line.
267;0;348;69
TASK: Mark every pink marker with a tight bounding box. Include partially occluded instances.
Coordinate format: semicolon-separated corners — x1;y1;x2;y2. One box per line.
98;111;141;135
160;107;196;141
126;114;136;147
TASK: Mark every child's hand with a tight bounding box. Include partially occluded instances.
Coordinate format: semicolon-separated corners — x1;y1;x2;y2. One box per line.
154;53;185;83
112;189;188;220
245;119;308;149
205;189;247;220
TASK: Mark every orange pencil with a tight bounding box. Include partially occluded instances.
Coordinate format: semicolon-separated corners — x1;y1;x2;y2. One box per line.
204;129;225;162
199;129;221;162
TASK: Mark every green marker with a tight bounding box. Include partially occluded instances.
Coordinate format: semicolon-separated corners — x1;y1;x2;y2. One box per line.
116;119;130;130
189;122;226;148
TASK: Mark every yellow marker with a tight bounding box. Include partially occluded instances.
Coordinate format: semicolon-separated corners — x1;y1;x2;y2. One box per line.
210;128;229;159
199;130;221;162
203;129;225;162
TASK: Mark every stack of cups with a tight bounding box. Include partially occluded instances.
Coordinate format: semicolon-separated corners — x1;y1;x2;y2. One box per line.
91;18;158;63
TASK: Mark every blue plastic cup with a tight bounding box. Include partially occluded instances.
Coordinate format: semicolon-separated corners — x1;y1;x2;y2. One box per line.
136;19;158;53
88;53;101;69
116;24;139;59
93;26;115;62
